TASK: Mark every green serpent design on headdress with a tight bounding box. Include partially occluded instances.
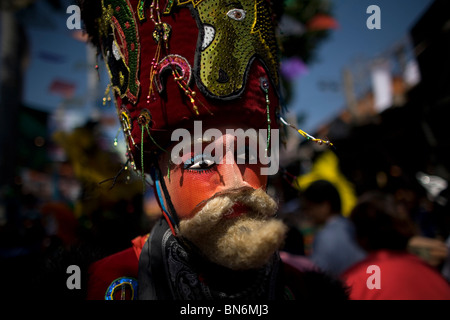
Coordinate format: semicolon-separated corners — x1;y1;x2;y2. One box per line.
166;0;279;99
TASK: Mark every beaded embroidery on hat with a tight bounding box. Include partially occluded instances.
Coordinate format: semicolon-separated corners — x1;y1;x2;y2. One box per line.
98;0;141;103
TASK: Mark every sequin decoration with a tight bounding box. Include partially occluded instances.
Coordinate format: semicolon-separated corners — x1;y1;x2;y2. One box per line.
138;108;152;127
99;0;140;103
153;22;172;44
137;0;147;21
105;277;138;300
146;2;172;105
163;0;175;14
119;106;136;147
118;106;138;170
201;25;215;50
155;54;192;93
138;109;167;152
112;41;121;60
164;0;204;14
169;0;279;100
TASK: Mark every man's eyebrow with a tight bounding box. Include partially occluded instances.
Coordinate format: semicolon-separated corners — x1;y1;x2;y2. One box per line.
182;136;216;154
171;136;217;168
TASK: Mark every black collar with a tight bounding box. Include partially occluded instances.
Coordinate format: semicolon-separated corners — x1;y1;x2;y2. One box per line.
138;217;284;300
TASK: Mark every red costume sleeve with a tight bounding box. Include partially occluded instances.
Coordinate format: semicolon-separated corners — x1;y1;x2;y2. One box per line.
86;234;149;300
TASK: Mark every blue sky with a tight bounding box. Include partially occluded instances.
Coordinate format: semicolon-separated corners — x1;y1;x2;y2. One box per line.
289;0;434;132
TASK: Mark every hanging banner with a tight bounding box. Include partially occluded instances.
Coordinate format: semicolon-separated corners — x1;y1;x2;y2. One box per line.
371;60;393;112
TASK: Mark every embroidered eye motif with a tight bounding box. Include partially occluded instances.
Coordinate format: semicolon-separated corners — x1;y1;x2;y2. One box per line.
227;9;246;21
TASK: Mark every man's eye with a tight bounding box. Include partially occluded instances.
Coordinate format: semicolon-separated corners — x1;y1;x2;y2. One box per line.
184;154;216;172
188;158;215;170
227;9;246;21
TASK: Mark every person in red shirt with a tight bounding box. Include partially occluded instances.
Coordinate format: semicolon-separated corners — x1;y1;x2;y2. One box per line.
341;191;450;300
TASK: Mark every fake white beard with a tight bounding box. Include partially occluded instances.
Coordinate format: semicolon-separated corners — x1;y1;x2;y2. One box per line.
178;188;287;270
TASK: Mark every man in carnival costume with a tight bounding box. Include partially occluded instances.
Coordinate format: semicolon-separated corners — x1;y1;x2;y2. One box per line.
80;0;346;300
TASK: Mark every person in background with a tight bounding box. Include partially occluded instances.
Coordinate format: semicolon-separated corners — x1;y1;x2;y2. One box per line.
341;191;450;300
301;179;366;277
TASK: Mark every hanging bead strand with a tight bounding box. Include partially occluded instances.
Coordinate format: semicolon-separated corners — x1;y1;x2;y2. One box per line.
279;116;334;147
147;0;171;106
261;78;271;155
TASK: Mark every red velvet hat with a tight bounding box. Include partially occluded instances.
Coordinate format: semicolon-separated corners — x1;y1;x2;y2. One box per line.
83;0;282;171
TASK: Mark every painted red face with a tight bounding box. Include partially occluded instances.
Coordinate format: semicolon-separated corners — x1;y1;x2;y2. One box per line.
157;124;268;220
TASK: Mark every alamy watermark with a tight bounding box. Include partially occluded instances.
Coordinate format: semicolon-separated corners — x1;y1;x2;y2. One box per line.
66;265;81;290
66;5;81;30
367;5;381;30
366;265;381;290
66;4;381;31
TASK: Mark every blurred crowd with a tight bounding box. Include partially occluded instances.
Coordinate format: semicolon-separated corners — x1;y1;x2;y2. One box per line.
279;177;450;299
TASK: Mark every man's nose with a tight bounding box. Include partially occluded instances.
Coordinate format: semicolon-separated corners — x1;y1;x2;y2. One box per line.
218;153;252;189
